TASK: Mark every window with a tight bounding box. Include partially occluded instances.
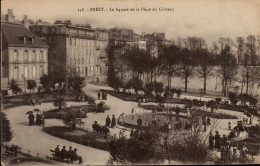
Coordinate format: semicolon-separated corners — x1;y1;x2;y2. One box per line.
14;67;19;79
40;65;44;76
70;38;72;45
24;50;29;61
82;58;84;64
40;51;44;61
33;50;37;61
74;58;76;64
13;50;18;61
24;66;28;78
32;66;36;78
90;49;91;55
78;59;80;64
86;49;88;55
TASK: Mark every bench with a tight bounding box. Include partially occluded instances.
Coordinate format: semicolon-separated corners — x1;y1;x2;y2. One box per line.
4;145;19;157
50;150;82;164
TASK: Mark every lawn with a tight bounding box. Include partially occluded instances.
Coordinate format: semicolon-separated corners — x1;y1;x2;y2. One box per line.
43;105;94;119
103;90;186;104
44;126;108;151
139;105;238;119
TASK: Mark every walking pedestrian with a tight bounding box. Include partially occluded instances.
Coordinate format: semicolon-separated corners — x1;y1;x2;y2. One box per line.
228;121;231;130
209;132;214;150
28;113;35;126
97;91;101;100
207;117;211;126
176;105;180;115
106;115;111;127
137;116;143;128
111;114;116;128
102;91;105;100
215;131;221;151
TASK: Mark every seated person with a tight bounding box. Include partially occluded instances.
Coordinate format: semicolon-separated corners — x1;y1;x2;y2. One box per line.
72;148;83;164
54;145;60;159
60;146;67;161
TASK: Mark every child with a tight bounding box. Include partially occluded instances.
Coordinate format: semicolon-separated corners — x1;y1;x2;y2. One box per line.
228;121;231;130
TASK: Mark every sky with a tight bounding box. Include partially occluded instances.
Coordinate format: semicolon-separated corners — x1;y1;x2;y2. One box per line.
2;0;260;47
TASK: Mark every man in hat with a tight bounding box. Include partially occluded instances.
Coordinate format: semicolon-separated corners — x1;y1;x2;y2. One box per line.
214;131;221;151
55;145;60;160
72;148;83;164
240;142;249;161
60;146;67;161
209;132;214;150
106;115;111;127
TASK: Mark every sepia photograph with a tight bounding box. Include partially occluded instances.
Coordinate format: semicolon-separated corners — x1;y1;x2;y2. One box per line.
1;0;260;165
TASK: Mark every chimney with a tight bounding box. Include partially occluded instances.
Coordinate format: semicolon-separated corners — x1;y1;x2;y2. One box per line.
8;9;13;15
23;15;28;21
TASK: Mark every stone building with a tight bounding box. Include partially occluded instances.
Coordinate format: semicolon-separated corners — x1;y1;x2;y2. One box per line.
30;20;109;83
1;22;48;93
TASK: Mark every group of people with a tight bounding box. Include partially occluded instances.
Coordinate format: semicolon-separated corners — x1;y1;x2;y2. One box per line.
97;91;107;100
28;113;45;126
92;121;110;135
54;145;83;164
105;115;117;128
209;130;252;163
242;110;254;125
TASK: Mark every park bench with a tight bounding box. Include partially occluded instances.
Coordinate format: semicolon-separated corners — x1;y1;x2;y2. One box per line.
50;150;82;164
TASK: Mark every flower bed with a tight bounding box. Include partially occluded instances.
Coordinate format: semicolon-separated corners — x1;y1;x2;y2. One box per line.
44;126;108;151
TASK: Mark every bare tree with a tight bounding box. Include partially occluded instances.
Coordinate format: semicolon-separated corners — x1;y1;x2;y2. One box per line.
196;49;215;94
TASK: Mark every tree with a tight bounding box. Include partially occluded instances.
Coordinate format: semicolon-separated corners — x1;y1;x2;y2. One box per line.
153;81;164;95
126;77;143;92
195;49;215;94
40;74;51;93
216;45;238;96
53;97;66;111
229;92;238;105
68;74;85;97
10;79;22;95
1;112;13;145
27;80;37;93
160;45;180;90
145;82;154;95
107;126;165;165
177;48;195;92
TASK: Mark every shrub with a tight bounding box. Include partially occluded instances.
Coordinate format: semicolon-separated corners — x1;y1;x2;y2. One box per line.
10;79;22;95
126;77;143;92
229;92;238;105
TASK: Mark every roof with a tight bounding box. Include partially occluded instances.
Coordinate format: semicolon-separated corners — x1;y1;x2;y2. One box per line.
1;22;48;48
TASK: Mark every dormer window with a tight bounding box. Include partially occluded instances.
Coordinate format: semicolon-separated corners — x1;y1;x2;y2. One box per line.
18;35;26;44
28;37;34;44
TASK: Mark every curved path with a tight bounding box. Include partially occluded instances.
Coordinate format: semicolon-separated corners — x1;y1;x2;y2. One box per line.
5;102;109;165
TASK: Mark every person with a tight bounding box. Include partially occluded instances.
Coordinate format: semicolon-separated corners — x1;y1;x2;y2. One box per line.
220;146;226;161
111;114;116;128
240;142;249;162
232;146;238;161
227;121;231;130
228;129;236;140
72;148;83;164
28;113;35;126
67;146;73;163
215;131;221;151
97;91;101;100
120;113;125;124
41;114;45;127
211;105;214;113
55;145;60;159
207;117;211;126
104;92;107;100
102;91;105;100
176;105;180;115
137;116;143;128
202;116;207;132
222;134;228;147
106;115;111;127
60;146;67;161
36;113;42;125
209;132;214;150
119;129;125;138
130;129;134;138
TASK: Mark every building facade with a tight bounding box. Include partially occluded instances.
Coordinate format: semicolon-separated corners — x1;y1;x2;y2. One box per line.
30;21;109;83
1;22;48;92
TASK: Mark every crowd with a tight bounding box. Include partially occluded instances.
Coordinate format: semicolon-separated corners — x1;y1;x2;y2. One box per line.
208;122;253;163
53;145;83;164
